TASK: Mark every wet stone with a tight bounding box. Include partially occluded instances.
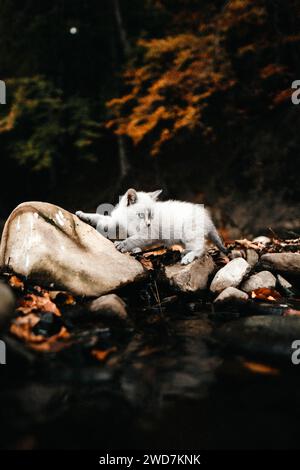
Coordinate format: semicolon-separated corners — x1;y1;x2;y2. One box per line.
215;315;300;359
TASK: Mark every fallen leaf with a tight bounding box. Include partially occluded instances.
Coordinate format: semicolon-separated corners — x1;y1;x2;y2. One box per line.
235;239;262;250
251;288;281;301
49;291;76;306
170;244;184;252
91;347;117;361
29;328;71;352
17;292;61;316
10;314;41;342
143;248;167;258
10;315;71;352
9;275;24;291
139;257;154;270
243;361;280;375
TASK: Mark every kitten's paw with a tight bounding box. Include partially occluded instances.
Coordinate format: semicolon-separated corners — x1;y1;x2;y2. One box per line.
76;210;84;219
132;247;142;254
181;252;197;265
76;211;90;223
114;240;130;253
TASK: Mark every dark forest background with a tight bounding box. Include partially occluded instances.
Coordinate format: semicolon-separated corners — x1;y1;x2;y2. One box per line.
0;0;299;235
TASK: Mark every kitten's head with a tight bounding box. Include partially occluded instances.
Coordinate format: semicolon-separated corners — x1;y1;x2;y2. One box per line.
122;188;162;228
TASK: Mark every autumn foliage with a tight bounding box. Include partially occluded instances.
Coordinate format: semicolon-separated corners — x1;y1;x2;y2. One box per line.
107;0;300;157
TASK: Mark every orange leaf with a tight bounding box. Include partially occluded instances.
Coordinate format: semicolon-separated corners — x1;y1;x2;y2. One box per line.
91;347;117;362
17;293;61;316
10;315;70;352
139;257;154;271
243;361;280;376
9;275;24;291
251;288;281;301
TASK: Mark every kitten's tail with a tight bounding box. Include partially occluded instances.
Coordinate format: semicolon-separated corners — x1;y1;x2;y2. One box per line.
208;225;228;255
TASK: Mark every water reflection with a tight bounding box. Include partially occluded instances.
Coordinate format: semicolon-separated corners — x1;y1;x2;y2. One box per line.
1;316;300;449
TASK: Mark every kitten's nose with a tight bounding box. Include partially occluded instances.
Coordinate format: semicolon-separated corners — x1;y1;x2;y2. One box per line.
146;221;151;227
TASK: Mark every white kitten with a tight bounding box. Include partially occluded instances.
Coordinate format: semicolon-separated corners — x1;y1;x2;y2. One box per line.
76;188;227;265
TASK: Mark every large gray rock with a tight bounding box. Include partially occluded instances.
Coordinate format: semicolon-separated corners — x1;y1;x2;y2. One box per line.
261;252;300;275
214;286;248;303
163;254;215;293
241;270;276;293
0;282;15;329
210;257;251;294
0;202;145;297
88;294;128;321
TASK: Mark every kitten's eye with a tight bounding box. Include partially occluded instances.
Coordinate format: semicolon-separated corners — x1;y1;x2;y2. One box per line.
138;212;145;219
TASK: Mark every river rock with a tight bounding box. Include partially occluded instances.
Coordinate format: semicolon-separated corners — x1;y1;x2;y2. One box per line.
0;282;15;329
210;258;251;294
163;254;215;293
214;286;248;303
246;249;259;268
261;252;300;275
277;274;292;290
88;294;128;321
215;316;300;359
253;236;271;245
241;271;276;293
0;202;145;297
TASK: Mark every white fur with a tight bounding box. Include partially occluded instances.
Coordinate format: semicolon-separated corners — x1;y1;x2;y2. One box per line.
76;189;226;265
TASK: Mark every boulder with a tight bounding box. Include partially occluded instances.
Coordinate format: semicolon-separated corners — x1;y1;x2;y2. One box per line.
210;258;251;294
88;294;128;321
0;202;145;297
0;282;15;329
241;270;276;293
163;254;215;293
214;286;248;303
261;252;300;275
246;249;259;268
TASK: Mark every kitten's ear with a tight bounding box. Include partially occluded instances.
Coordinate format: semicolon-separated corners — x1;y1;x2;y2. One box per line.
149;189;163;200
126;188;137;206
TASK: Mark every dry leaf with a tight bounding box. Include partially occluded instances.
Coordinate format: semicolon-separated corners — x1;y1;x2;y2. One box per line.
9;275;24;291
29;328;71;352
251;288;281;301
139;257;154;270
91;347;117;361
17;292;61;316
10;314;41;342
10;315;70;352
143;248;167;258
235;239;262;250
49;291;76;305
243;361;280;376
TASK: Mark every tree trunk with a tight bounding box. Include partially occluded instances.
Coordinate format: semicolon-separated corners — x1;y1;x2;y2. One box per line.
112;0;131;57
112;0;131;178
117;134;130;179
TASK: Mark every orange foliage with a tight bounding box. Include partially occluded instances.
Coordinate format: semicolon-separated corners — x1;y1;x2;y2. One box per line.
106;0;297;156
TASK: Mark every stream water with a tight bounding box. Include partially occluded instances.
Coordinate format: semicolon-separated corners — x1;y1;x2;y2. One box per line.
1;309;300;450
